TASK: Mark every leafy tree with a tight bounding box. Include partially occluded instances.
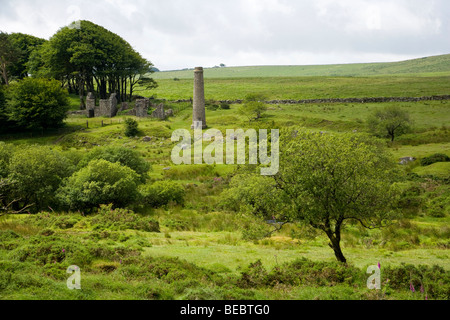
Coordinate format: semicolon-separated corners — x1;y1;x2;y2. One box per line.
8;33;46;79
57;159;141;211
8;145;73;211
6;78;69;129
222;130;401;263
238;93;267;121
276;131;401;263
367;106;412;142
77;146;151;182
0;32;22;85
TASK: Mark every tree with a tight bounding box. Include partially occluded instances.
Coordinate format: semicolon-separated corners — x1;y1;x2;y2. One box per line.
57;159;141;211
8;33;46;79
222;130;401;263
276;131;401;263
367;106;412;142
238;93;267;121
7;77;70;129
0;32;22;85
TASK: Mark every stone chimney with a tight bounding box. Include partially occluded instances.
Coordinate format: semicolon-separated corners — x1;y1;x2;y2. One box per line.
192;67;207;129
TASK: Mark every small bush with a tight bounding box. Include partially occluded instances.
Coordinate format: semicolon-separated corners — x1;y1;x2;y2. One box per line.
78;146;151;182
382;263;450;299
140;180;185;208
420;153;450;166
57;159;140;211
219;102;230;110
124;118;139;137
90;204;160;232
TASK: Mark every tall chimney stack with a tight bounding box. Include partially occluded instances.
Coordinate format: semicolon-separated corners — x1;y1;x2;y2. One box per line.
192;67;207;129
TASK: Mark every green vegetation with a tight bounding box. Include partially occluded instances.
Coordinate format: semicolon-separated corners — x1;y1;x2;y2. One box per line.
149;75;450;101
124;118;139;138
56;159;141;211
29;20;154;104
367;106;412;142
0;32;449;300
4;78;70;131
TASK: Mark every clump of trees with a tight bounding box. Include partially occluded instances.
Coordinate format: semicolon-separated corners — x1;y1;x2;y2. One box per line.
29;20;157;107
0;32;47;85
221;130;402;263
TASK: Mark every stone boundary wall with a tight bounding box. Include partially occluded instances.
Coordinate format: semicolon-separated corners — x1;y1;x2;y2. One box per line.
168;94;450;105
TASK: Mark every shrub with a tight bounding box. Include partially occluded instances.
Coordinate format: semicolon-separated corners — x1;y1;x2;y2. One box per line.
8;145;73;211
78;146;151;182
420;153;450;166
219;102;230;110
57;159;140;211
0;142;14;178
90;204;160;232
124;118;139;137
140;180;185;208
6;78;69;129
382;263;450;299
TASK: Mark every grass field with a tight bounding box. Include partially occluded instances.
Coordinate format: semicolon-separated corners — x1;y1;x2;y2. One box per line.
1;57;449;300
153;54;450;79
148;75;450;101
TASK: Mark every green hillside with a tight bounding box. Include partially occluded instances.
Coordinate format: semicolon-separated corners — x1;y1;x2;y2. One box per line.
153;54;450;79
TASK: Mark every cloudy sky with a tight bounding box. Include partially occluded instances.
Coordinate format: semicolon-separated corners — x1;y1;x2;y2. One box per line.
1;0;449;70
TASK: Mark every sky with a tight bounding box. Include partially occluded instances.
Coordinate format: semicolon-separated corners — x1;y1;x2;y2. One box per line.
1;0;449;71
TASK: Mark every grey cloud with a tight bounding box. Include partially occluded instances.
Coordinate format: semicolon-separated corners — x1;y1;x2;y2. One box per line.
0;0;449;70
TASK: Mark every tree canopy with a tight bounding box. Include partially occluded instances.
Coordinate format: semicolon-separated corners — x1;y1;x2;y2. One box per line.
29;20;156;105
222;130;402;263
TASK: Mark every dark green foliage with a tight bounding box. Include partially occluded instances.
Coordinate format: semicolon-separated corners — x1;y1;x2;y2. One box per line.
78;146;151;182
7;33;46;79
420;153;450;166
90;204;160;232
7;78;70;129
0;142;14;178
8;145;73;211
219;102;231;110
140;180;186;208
124;118;139;137
0;32;22;85
56;159;140;211
29;20;154;102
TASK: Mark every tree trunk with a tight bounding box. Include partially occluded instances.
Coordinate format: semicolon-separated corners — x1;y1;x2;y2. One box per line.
323;225;347;263
329;238;347;263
